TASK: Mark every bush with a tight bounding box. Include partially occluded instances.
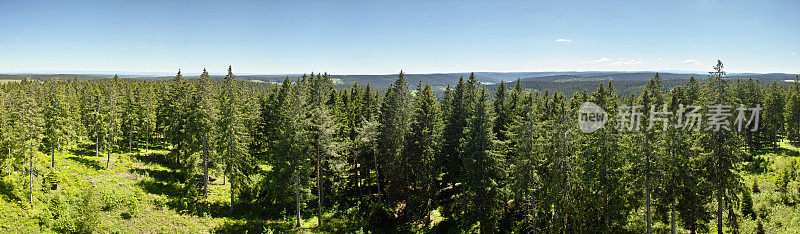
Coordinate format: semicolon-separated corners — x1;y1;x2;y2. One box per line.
76;188;102;233
742;189;755;219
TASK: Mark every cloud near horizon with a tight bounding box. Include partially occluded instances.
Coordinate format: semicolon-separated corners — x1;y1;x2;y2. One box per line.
582;57;643;66
682;59;702;65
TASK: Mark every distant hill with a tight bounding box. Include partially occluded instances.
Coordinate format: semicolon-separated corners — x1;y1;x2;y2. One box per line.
2;72;795;96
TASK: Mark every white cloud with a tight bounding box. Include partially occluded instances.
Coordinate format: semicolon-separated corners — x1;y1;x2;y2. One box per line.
613;59;644;65
582;57;612;64
793;51;797;55
682;59;702;65
582;57;643;66
657;58;663;61
556;38;573;42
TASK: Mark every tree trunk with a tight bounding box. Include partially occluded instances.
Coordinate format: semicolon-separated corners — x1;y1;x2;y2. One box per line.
203;132;209;196
230;180;235;210
646;138;652;234
295;169;302;228
373;147;381;204
316;134;323;228
717;182;723;234
671;198;677;234
29;146;33;206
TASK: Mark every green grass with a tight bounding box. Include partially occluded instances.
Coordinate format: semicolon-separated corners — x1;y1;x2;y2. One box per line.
0;79;22;84
0;141;332;233
738;139;800;233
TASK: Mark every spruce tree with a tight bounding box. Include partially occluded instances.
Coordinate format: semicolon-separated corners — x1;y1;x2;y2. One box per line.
763;81;785;149
404;82;442;224
458;76;502;232
376;71;413;210
785;75;800;146
43;78;72;169
217;66;249;208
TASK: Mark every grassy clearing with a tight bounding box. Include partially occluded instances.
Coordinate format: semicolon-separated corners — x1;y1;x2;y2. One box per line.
0;141;338;233
737;139;800;233
0;79;22;84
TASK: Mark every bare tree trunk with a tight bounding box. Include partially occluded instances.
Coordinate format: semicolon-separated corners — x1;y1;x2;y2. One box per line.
645;138;652;234
295;169;302;228
229;165;235;211
96;98;100;157
316;134;323;228
29;146;33;205
203;132;209;196
717;181;723;234
671;198;677;234
373;146;381;204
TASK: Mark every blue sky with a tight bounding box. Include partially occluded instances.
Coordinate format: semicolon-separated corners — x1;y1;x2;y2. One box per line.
1;0;798;74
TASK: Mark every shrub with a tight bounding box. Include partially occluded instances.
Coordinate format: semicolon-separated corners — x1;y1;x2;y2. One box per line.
76;188;102;233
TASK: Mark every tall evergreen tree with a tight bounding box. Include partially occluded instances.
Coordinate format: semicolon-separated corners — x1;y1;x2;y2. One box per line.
376;72;413;212
404;82;442;225
762;81;785;149
786;75;800;146
217;66;250;207
43;78;73;168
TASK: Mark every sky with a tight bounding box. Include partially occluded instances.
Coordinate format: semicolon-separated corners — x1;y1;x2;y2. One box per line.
1;0;798;75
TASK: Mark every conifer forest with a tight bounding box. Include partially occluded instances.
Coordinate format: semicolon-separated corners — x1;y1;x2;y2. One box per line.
1;61;800;233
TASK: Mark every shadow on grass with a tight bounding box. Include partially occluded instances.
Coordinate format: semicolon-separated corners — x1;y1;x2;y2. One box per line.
69;144;98;157
0;179;19;202
135;179;185;198
144;140;170;151
130;168;182;183
212;219;294;234
67;156;104;170
134;153;181;171
775;147;800;157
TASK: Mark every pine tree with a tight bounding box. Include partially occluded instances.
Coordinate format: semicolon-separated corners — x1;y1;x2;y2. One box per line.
785;75;800;146
376;72;413;211
197;68;216;196
493;81;512;141
105;75;122;169
306;73;340;228
741;187;754;219
140;84;157;154
700;60;742;234
457;76;502;232
404;82;442;224
43;78;73;169
14;81;44;205
763;81;785;149
217;66;250;208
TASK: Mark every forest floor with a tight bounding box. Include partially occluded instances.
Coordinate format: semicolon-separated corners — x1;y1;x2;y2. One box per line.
1;139;799;233
0;141;326;233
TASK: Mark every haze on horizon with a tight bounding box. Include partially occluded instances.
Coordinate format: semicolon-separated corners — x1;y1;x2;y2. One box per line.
1;0;798;74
